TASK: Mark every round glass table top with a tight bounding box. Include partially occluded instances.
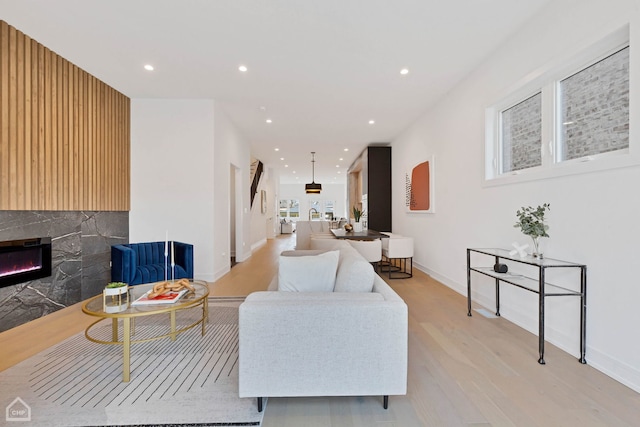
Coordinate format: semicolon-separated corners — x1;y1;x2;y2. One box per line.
82;279;209;318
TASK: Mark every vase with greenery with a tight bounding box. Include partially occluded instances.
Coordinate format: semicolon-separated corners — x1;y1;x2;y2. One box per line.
352;206;363;231
352;206;362;223
514;203;550;258
106;281;128;289
103;282;129;310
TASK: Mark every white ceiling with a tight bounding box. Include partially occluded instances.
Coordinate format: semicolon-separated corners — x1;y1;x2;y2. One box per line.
0;0;550;184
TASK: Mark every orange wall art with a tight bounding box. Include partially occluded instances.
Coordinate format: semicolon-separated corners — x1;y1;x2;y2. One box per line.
405;157;434;213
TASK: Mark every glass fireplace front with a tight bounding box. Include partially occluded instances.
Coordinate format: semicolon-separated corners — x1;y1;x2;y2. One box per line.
0;237;52;288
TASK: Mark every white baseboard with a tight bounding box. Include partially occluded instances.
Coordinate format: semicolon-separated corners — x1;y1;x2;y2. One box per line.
251;238;267;252
196;273;215;282
213;266;230;282
413;262;640;394
237;251;251;263
586;346;640;394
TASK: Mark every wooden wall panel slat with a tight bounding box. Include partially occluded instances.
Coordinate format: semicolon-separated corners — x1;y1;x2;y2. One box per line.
105;86;109;210
98;85;104;210
0;20;130;211
62;58;68;209
80;73;89;210
16;27;25;209
8;25;17;209
37;43;45;210
23;33;32;208
67;63;73;210
49;48;57;210
30;39;39;209
89;76;96;209
1;22;9;207
44;43;53;208
72;64;78;210
56;55;64;209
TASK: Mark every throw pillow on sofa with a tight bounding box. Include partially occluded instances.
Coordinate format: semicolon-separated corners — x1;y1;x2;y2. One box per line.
333;245;375;293
278;250;339;292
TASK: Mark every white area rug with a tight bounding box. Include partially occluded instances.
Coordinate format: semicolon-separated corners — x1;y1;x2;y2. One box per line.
0;297;264;426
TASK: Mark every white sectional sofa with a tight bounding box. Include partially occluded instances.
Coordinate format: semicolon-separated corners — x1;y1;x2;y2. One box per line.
238;240;408;412
294;220;333;249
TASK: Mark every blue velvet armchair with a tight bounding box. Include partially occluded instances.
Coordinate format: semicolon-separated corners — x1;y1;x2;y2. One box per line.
111;241;194;285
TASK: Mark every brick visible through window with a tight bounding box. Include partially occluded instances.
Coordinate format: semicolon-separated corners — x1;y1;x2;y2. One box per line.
500;93;542;173
559;47;629;161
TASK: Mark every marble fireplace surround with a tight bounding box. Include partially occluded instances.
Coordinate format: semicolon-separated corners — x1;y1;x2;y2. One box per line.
0;211;128;332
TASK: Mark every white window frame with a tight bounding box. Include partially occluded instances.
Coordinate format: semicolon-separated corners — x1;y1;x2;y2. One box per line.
484;25;636;186
279;199;300;219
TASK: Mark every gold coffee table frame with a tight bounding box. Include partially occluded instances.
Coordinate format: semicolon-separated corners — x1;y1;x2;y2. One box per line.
82;280;209;382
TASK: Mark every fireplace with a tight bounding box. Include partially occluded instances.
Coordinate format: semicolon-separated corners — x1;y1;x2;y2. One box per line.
0;237;52;288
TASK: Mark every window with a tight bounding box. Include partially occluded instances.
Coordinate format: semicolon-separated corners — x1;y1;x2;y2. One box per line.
500;93;542;173
485;27;632;184
324;200;335;220
279;199;299;219
559;47;629;161
308;200;322;220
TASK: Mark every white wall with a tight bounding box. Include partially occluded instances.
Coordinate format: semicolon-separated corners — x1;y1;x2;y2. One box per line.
130;99;251;283
213;104;252;278
392;0;640;392
279;183;348;221
249;166;278;248
130;99;216;281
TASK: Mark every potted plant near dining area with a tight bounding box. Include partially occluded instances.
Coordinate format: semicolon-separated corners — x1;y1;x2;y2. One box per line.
352;206;363;232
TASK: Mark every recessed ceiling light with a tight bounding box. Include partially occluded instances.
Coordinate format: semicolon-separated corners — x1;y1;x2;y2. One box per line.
339;158;343;161
284;164;288;168
337;171;341;174
280;157;284;161
274;148;280;151
238;65;248;72
266;119;272;124
144;64;154;71
336;165;339;168
293;171;296;174
400;68;409;75
368;120;375;125
344;148;349;152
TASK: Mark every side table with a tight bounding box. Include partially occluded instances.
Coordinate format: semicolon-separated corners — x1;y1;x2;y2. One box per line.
466;248;586;365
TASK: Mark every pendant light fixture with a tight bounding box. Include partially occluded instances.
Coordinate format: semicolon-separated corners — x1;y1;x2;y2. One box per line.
305;152;322;194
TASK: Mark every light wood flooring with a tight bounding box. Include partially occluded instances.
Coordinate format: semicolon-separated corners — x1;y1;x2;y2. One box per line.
1;234;639;426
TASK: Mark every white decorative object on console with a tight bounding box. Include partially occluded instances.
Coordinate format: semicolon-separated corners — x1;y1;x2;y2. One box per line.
509;242;529;259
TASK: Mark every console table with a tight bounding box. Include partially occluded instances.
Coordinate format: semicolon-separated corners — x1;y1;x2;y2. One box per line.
466;248;587;365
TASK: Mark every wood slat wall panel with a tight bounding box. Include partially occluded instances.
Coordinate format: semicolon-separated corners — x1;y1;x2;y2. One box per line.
0;23;8;207
0;21;130;211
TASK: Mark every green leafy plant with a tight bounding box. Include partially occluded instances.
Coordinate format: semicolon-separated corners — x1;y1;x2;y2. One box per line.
352;206;362;222
514;203;550;238
106;281;128;289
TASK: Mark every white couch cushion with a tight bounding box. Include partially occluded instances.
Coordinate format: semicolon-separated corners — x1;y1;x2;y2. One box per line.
310;238;350;251
334;245;375;293
278;250;339;292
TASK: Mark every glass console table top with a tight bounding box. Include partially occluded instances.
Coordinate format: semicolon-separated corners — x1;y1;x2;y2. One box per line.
469;248;586;267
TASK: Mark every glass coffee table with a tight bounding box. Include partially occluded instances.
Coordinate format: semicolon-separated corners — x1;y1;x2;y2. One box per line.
82;280;209;382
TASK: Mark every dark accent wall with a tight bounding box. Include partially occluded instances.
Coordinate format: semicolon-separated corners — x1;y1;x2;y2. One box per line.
367;147;392;232
0;211;128;332
349;146;392;232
